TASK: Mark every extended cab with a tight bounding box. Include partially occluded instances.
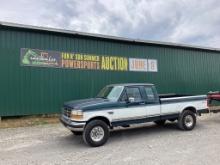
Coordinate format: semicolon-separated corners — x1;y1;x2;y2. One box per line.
60;83;208;147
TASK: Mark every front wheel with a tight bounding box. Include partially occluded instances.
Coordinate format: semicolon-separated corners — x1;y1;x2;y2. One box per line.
178;110;196;130
83;120;110;147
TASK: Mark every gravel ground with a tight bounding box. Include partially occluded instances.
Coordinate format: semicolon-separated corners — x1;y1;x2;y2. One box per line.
0;114;220;165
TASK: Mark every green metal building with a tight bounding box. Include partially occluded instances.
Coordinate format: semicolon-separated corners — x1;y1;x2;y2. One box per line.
1;21;220;117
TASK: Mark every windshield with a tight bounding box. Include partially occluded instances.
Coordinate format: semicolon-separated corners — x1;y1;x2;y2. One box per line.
97;86;124;101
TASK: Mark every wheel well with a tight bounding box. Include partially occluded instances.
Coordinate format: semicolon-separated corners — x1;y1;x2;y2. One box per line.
86;116;111;127
183;107;196;113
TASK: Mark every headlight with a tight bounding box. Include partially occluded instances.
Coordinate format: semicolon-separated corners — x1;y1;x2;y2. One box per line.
70;110;83;120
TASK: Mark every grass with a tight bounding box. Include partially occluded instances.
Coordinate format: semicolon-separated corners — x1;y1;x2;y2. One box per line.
0;114;60;128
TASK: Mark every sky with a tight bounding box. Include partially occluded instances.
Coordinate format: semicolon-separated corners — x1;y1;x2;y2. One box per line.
0;0;220;48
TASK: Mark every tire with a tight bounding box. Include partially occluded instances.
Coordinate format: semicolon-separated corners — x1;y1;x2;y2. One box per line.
71;131;82;136
178;110;196;130
154;120;166;126
83;120;110;147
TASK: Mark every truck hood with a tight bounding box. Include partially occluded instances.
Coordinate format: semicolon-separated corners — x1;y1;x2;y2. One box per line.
63;98;123;111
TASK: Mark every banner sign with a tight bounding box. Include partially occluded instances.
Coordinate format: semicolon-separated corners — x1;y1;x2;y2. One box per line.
20;48;158;72
148;59;158;72
129;58;148;72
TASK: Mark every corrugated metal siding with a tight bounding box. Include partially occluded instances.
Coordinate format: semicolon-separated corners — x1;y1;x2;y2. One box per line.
1;26;220;116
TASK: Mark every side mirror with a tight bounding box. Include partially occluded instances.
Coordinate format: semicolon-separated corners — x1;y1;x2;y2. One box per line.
128;97;135;103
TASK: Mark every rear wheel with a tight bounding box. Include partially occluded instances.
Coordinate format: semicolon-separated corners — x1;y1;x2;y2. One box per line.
178;110;196;130
83;120;109;147
154;120;166;126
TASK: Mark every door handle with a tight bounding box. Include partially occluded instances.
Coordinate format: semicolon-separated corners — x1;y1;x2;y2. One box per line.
108;111;114;115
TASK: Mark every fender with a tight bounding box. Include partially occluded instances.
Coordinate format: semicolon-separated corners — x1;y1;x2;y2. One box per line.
85;111;112;126
180;105;196;114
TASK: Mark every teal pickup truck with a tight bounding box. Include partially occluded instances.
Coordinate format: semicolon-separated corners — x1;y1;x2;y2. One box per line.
60;83;208;147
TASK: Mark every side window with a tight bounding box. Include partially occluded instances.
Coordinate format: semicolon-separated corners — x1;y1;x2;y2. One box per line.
126;87;142;102
145;87;157;103
120;91;128;102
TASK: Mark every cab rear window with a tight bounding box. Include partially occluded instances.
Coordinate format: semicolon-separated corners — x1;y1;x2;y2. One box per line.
144;87;157;103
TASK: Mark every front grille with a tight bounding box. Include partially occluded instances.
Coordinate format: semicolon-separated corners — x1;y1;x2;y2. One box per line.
63;107;72;118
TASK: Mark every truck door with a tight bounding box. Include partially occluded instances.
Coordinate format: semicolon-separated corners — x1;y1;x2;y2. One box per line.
111;86;147;124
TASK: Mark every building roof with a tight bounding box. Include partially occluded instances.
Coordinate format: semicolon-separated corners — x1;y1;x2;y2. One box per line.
1;21;220;52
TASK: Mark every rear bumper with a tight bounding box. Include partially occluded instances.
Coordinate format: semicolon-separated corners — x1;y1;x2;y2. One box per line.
197;108;209;115
60;115;86;132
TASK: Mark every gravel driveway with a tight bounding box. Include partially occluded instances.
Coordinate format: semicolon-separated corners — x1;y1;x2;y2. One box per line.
0;114;220;165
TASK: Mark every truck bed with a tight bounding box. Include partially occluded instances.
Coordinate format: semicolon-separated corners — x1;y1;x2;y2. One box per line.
159;93;193;98
159;94;207;104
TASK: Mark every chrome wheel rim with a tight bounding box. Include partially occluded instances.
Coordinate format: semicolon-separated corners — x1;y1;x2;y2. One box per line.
184;115;193;128
90;126;104;142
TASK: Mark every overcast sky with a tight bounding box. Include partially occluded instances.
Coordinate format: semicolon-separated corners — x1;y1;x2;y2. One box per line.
0;0;220;48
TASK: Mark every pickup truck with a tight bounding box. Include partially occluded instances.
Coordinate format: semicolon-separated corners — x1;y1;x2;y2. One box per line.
60;83;208;147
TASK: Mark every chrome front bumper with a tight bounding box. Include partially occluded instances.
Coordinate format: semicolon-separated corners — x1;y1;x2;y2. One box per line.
60;115;86;132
